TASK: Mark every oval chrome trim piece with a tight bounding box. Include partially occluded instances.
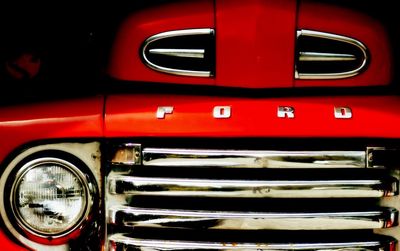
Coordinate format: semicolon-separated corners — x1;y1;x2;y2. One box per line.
142;28;214;77
109;206;398;230
108;176;398;198
295;29;368;80
141;148;366;168
109;234;397;250
10;157;96;239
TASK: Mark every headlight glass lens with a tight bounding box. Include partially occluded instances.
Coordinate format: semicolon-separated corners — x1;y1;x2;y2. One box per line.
12;160;87;236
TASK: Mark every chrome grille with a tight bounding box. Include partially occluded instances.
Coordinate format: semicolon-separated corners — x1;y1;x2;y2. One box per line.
106;143;399;251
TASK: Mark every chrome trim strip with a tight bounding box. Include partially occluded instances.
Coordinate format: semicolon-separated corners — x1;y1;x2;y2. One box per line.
109;234;396;250
142;28;214;77
295;29;368;80
108;176;398;198
142;148;366;168
299;52;356;62
149;49;205;59
109;206;398;230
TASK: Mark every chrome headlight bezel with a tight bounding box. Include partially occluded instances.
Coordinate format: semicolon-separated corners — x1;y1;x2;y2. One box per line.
10;157;94;239
1;149;98;246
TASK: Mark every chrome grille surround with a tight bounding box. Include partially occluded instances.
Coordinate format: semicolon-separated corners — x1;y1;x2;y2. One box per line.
106;143;399;251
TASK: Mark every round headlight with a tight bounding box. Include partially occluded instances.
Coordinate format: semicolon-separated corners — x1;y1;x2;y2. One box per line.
10;157;92;238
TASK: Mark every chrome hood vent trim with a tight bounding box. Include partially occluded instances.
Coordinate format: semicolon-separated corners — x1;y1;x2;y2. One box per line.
295;30;368;80
142;28;215;77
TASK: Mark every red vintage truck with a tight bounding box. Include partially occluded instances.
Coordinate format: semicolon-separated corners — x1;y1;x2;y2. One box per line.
0;0;399;250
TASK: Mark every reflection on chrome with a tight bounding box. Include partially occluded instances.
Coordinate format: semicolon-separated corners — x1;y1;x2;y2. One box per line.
299;52;357;62
141;148;366;168
109;234;397;251
106;144;400;251
109;206;398;230
295;29;368;80
142;28;214;77
149;49;205;59
108;176;398;198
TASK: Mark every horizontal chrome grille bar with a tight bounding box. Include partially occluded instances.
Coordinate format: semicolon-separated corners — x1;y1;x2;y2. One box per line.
141;148;366;168
109;206;398;230
109;234;397;250
108;176;398;198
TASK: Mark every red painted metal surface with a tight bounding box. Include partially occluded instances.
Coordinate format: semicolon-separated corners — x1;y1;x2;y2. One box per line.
0;229;27;251
0;96;104;251
0;97;103;249
0;1;397;249
105;94;400;138
215;0;296;88
296;0;393;87
108;0;392;89
108;0;215;86
108;0;297;88
0;97;104;164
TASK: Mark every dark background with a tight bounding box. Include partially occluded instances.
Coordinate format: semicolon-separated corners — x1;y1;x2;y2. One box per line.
0;1;175;103
0;1;398;104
